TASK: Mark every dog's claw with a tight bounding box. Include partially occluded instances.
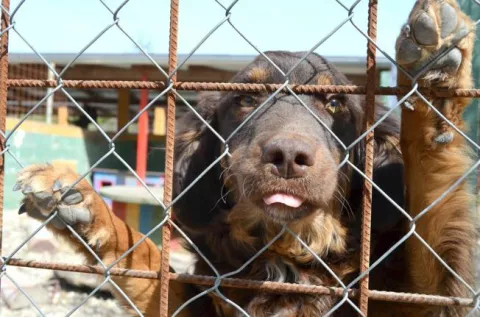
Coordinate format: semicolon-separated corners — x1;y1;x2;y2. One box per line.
52;180;62;192
434;131;455;144
18;203;27;215
402;24;411;38
404;101;415;111
13;183;22;192
22;185;33;194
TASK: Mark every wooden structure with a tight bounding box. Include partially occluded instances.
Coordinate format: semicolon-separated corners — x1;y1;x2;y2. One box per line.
7;53;394;194
7;53;395;136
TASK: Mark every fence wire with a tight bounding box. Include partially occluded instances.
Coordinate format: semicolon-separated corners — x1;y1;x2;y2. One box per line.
1;0;480;316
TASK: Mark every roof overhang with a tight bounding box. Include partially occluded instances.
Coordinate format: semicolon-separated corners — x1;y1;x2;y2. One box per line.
9;53;394;74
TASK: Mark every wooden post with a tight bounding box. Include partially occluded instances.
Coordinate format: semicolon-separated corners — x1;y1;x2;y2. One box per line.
117;88;130;132
153;107;166;136
45;62;56;124
57;105;69;125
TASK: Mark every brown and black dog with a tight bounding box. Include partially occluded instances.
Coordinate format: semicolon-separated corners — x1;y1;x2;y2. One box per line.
14;0;478;316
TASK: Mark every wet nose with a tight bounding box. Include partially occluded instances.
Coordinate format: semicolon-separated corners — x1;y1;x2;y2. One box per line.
262;138;315;179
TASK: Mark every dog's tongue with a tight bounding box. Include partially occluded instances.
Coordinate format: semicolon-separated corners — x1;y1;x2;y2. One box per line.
263;194;304;208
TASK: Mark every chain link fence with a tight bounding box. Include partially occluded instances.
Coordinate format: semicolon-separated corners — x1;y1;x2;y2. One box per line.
1;0;480;316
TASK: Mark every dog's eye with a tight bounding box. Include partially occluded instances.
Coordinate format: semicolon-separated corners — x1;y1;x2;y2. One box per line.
326;98;342;114
237;95;257;108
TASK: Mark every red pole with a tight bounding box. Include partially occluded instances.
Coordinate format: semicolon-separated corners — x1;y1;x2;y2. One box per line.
136;73;149;183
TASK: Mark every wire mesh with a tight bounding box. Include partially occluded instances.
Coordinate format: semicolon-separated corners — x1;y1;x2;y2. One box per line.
1;0;480;316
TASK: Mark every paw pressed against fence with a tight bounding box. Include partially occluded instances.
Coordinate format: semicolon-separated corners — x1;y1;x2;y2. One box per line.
1;0;480;316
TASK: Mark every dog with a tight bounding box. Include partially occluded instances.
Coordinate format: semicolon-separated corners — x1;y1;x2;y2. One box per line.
14;0;477;316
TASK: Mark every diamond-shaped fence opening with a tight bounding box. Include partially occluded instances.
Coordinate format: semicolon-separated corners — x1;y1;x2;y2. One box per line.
2;0;480;316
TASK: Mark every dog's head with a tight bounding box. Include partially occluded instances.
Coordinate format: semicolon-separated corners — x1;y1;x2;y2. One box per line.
173;51;402;237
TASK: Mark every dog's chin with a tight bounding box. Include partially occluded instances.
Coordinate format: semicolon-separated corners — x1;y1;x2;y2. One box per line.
262;203;316;224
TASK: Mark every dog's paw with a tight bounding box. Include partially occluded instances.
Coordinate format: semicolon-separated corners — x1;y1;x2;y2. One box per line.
15;164;94;230
395;0;475;87
396;0;475;146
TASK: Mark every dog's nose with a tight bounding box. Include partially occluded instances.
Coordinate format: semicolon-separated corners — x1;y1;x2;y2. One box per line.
262;138;315;179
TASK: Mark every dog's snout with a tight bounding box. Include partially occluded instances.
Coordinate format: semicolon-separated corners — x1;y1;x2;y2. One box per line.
262;138;315;179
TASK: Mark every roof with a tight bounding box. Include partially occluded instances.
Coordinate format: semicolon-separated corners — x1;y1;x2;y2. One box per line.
9;53;394;74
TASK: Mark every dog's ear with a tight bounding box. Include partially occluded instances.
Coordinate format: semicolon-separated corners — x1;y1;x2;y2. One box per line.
371;104;406;231
350;102;405;235
173;92;226;231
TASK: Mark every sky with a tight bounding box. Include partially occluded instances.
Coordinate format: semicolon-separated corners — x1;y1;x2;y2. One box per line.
6;0;415;60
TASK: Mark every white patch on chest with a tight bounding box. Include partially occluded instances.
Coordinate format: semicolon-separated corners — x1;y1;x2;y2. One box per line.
265;258;301;284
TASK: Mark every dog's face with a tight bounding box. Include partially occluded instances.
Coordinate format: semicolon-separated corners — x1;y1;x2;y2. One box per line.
218;52;365;224
174;51;368;230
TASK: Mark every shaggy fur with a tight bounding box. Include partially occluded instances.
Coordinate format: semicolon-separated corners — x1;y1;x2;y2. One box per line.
15;1;476;316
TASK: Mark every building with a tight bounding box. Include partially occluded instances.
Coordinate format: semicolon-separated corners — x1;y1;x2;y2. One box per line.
7;53;395;125
4;53;395;210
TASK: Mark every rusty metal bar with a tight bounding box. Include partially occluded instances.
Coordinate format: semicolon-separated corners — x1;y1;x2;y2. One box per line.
0;0;10;292
169;274;474;308
4;258;475;308
358;0;378;315
159;0;179;315
5;79;480;97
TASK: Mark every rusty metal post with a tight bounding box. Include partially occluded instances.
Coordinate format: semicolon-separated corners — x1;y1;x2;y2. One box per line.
160;0;179;315
359;0;378;316
0;0;10;292
359;0;378;315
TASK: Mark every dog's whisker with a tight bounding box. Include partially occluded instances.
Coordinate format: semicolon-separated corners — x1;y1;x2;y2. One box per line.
245;178;257;199
333;189;354;219
208;187;236;214
219;163;232;180
221;172;238;197
241;177;250;201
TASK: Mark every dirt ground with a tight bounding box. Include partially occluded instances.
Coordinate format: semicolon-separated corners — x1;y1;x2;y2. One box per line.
1;208;480;316
0;211;195;317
